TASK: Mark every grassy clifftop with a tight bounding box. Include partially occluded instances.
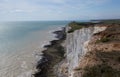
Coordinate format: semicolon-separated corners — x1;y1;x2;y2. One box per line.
68;19;120;33
67;21;94;33
93;19;120;24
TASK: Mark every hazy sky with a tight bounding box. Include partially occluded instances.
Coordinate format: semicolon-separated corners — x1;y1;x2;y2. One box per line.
0;0;120;21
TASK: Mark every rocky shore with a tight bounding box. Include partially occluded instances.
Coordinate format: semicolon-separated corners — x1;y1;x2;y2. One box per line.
34;27;66;77
34;20;120;77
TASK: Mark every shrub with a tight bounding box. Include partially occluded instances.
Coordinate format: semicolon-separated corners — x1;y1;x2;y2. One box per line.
96;37;110;43
83;64;120;77
100;38;110;42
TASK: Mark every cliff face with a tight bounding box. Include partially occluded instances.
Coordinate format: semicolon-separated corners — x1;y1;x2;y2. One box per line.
65;25;107;77
58;22;120;77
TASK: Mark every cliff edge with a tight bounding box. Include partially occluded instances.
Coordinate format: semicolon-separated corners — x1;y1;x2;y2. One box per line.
58;21;120;77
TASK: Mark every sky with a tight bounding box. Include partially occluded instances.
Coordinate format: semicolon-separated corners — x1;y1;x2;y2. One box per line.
0;0;120;21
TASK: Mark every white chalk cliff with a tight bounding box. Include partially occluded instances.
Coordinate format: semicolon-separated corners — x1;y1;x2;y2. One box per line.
61;25;107;77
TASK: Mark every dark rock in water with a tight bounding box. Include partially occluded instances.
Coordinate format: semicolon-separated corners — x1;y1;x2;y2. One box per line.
36;56;48;68
43;40;59;48
44;27;66;49
53;27;66;40
34;27;66;77
44;44;51;48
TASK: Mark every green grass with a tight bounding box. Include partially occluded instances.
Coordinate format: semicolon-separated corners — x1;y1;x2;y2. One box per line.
68;24;83;33
68;19;120;33
96;37;112;43
96;38;110;43
93;19;120;24
68;21;94;33
96;35;117;43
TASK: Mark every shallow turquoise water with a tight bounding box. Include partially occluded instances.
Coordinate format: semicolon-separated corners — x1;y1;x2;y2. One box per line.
0;21;69;77
0;21;69;53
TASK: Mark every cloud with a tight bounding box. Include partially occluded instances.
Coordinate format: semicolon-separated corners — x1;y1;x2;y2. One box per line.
46;0;66;4
0;0;119;21
0;0;110;13
85;0;110;5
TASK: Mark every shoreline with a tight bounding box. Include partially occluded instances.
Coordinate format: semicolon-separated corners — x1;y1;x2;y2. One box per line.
34;27;66;77
0;26;64;77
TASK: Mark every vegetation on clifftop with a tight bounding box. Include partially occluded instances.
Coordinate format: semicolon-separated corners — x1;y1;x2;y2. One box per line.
68;19;120;33
72;20;120;77
79;50;120;77
92;19;120;24
96;37;110;43
68;21;94;33
83;64;120;77
96;21;120;43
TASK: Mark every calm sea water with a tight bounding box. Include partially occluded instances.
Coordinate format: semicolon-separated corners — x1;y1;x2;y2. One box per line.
0;21;69;77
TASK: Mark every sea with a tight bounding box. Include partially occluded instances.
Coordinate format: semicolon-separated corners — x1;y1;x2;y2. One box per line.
0;21;69;77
